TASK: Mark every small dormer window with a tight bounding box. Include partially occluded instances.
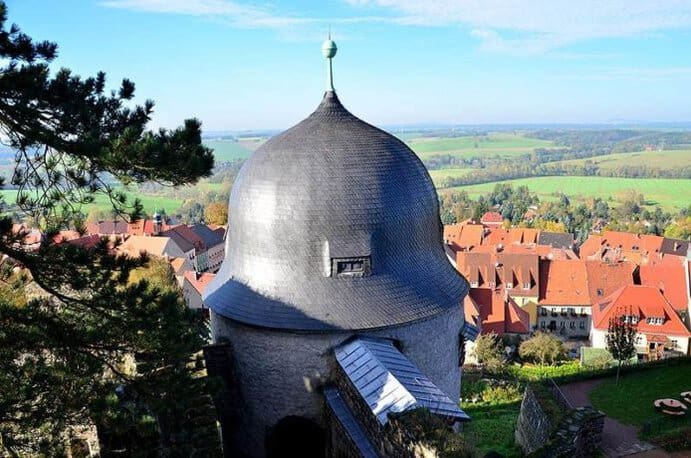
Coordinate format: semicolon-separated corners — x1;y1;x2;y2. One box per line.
332;256;371;278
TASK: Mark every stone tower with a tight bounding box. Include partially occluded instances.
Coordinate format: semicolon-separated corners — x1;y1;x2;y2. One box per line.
203;39;469;457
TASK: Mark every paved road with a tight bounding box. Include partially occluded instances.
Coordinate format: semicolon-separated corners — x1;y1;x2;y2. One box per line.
559;379;660;457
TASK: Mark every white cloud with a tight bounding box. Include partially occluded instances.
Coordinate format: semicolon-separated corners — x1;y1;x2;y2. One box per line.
102;0;691;53
347;0;691;53
100;0;313;28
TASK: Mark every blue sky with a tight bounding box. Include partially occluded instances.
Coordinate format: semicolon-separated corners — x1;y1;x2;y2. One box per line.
7;0;691;131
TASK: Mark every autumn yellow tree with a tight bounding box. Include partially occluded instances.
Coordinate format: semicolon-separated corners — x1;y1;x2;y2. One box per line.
204;201;229;225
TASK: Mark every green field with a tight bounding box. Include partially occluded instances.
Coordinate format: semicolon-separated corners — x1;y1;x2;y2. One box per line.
1;189;184;215
448;176;691;210
203;140;254;162
407;133;554;159
428;168;476;185
556;149;691;171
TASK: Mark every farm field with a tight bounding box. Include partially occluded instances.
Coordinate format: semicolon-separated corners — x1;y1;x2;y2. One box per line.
428;168;476;185
447;176;691;211
406;132;554;159
555;149;691;171
203;139;256;162
1;189;184;215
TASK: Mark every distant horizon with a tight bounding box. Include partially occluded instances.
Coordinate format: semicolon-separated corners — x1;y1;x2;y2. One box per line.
11;1;691;131
202;120;691;138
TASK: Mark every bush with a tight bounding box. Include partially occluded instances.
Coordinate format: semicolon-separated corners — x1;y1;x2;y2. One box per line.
461;377;488;400
518;332;567;366
506;361;583;381
650;427;691;451
482;384;523;405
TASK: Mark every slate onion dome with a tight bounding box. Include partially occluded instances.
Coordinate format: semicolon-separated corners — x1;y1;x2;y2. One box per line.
204;38;467;332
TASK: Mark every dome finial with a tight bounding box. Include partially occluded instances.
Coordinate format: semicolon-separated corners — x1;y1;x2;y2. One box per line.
321;31;337;92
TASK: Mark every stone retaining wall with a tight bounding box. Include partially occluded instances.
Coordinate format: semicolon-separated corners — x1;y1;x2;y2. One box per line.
516;385;605;457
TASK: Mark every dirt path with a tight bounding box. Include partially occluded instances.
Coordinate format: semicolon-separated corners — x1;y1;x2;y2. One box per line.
559;379;661;457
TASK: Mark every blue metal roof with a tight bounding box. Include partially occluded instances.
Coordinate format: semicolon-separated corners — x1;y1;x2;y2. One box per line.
334;337;469;424
323;387;379;458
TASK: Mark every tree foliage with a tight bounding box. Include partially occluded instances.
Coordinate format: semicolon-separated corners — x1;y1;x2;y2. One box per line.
518;332;566;366
204;201;228;226
473;332;504;373
606;310;638;384
0;3;215;453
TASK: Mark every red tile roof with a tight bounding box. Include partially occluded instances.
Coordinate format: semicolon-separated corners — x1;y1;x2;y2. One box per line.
484;228;539;246
469;289;530;335
66;234;101;249
164;225;204;250
443;223;484;251
539;260;590;305
481;211;504;225
184;271;216;295
592;285;690;336
640;256;688;312
457;250;539;296
463;295;480;326
585;260;635;305
580;231;664;264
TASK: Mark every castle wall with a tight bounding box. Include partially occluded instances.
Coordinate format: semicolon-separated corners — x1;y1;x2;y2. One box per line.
210;305;462;457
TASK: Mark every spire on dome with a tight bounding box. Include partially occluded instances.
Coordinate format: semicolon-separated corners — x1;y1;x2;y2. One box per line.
321;32;337;92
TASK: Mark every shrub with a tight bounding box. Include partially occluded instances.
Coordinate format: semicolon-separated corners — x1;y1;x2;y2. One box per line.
506;361;583;381
482;384;522;405
650;427;691;451
519;332;567;366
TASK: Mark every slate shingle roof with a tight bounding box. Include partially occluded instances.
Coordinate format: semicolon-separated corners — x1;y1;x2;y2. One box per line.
334;337;469;424
190;224;224;249
204;91;467;331
538;231;574;249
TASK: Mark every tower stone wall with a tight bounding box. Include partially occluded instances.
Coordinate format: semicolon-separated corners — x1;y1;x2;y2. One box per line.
210;306;462;457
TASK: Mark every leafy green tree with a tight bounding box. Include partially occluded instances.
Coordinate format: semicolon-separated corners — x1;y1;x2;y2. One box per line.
606;311;637;384
0;3;215;454
473;332;504;373
518;332;566;366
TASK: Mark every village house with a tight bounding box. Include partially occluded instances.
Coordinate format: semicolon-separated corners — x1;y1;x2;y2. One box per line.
537;260;591;337
590;285;691;359
182;271;216;312
189;224;225;273
116;235;193;261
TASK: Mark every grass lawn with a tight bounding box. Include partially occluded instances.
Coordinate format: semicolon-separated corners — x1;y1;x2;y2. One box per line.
556;149;691;171
589;363;691;427
407;133;554;160
462;401;523;457
448;176;691;211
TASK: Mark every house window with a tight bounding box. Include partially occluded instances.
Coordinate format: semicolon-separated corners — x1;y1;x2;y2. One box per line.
540;321;546;329
507;282;514;289
560;322;565;329
579;321;585;329
470;281;478;288
597;288;603;296
332;257;371;278
522;282;530;290
570;321;576;329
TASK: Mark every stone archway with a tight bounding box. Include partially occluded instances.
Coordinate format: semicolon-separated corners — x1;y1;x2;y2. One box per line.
265;416;325;458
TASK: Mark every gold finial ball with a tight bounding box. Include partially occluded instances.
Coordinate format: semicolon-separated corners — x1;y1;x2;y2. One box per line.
322;39;337;59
